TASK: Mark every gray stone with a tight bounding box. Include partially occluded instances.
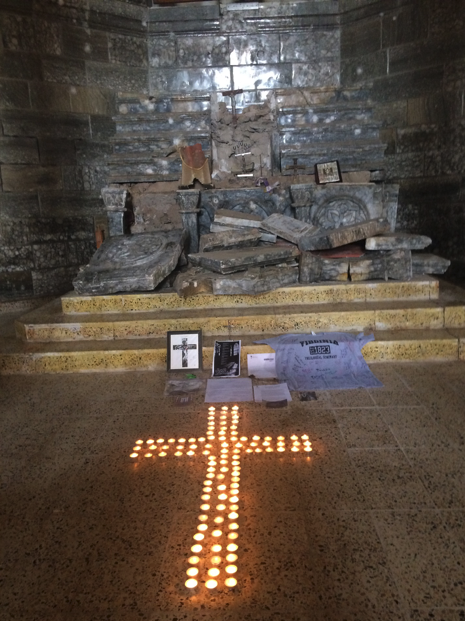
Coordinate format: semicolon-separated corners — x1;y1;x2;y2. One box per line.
199;228;262;252
101;186;127;212
0;79;31;109
0;269;33;295
298;218;391;252
292;61;340;89
365;233;432;251
42;58;87;85
176;35;229;68
300;249;412;283
350;250;412;282
232;64;293;91
176;190;200;254
260;213;319;245
412;253;451;275
73;230;187;295
1;165;62;193
210;222;277;243
2;111;91;140
86;62;148;93
174;263;298;297
0;137;39;165
188;245;299;275
214;209;264;229
108;34;147;68
230;34;279;65
150;68;230;95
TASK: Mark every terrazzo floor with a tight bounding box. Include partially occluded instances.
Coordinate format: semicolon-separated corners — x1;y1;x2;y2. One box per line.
2;362;465;621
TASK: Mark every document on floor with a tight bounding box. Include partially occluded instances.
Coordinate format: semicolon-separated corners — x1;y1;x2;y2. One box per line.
205;378;254;403
247;353;277;379
212;340;241;377
254;383;292;403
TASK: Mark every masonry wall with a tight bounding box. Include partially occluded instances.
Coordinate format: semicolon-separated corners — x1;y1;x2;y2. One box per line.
0;0;148;299
341;0;465;276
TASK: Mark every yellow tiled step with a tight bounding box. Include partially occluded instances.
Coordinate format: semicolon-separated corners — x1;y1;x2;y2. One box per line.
16;297;465;342
61;277;439;314
0;330;463;374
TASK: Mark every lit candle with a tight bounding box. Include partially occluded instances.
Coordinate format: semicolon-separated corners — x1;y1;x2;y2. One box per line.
179;438;186;443
228;523;239;530
229;504;239;511
193;533;204;541
175;451;182;457
211;544;222;552
191;545;202;553
205;579;217;589
218;484;226;490
156;439;163;444
291;446;299;452
277;447;285;452
226;553;238;562
212;530;222;537
198;437;205;442
188;556;200;564
218;494;228;501
305;446;312;452
228;512;239;520
216;504;226;511
130;452;138;458
189;438;196;443
145;452;152;458
225;577;237;587
229;495;239;503
146;439;154;445
185;578;197;588
133;446;141;451
200;503;210;510
198;515;208;522
211;556;222;565
240;436;248;442
202;450;210;455
228;532;238;540
208;568;220;577
301;434;309;440
225;565;237;574
136;440;143;445
186;567;199;576
197;524;208;532
226;543;238;552
168;438;175;443
266;448;273;452
214;517;224;524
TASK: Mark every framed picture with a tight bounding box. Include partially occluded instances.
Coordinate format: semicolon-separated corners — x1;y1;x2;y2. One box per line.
315;160;342;184
167;330;202;371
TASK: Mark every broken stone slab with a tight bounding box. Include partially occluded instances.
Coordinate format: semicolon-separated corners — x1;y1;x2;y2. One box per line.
298;218;391;252
365;232;431;251
199;228;262;252
300;249;412;283
214;208;264;229
412;253;451;275
189;245;300;275
210;222;277;243
260;213;320;245
174;264;298;297
350;249;412;281
73;230;187;295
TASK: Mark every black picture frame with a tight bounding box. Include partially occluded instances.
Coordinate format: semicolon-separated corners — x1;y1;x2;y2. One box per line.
167;330;202;371
315;160;342;184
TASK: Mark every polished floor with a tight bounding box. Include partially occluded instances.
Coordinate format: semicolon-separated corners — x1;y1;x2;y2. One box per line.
2;362;465;621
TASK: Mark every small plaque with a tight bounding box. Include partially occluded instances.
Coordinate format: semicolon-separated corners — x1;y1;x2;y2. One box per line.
315;160;342;185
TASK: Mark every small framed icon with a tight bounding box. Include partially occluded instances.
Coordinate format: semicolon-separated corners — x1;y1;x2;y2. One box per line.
167;330;202;371
315;160;342;184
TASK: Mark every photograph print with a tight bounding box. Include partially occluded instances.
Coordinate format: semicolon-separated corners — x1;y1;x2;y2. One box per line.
167;330;202;371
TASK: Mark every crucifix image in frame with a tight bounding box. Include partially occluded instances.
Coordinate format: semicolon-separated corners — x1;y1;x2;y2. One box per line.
167;330;203;371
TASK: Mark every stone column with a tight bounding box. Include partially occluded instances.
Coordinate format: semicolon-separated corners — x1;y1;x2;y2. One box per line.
176;190;200;254
101;186;128;237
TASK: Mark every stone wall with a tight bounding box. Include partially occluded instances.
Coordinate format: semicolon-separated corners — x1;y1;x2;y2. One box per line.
0;0;148;298
341;0;465;276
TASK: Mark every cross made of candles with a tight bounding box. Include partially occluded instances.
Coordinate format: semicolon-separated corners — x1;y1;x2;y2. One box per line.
129;404;312;592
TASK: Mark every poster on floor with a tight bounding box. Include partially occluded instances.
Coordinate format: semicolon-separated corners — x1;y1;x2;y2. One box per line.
212;340;241;377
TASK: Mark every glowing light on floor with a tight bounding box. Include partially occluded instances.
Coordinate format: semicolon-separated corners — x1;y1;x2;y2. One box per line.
129;406;312;592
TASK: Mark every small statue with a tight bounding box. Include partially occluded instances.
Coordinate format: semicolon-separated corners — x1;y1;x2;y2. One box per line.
166;142;213;189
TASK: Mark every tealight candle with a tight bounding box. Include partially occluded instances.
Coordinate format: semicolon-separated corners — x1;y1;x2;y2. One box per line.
179;438;186;443
186;567;199;576
198;437;205;442
188;451;196;457
216;504;226;511
136;440;144;445
225;565;237;574
191;545;202;553
130;452;138;458
228;512;239;520
203;450;210;455
255;448;262;453
214;516;224;524
188;556;200;564
227;543;238;552
168;438;175;443
175;451;182;457
266;447;273;452
246;449;253;453
218;494;228;501
211;544;222;552
208;568;220;577
302;434;309;440
228;523;239;530
228;532;238;540
218;484;226;490
133;446;141;451
291;447;299;452
200;503;210;510
203;486;212;493
226;553;238;562
229;495;239;503
206;473;215;479
146;439;154;444
291;435;298;440
277;436;284;440
145;452;152;458
162;445;169;450
185;578;197;588
229;504;239;511
193;533;204;541
210;556;222;565
189;437;196;443
203;480;211;486
198;514;208;522
240;436;248;441
197;524;208;531
212;530;222;537
189;444;197;449
305;446;312;452
277;447;285;452
205;579;217;589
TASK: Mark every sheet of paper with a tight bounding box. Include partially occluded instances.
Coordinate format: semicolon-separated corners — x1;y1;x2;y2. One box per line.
212;340;241;377
205;378;254;403
247;353;277;379
254;383;292;403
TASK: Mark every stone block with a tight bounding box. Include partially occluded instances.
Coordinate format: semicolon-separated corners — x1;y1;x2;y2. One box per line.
90;0;148;21
30;83;71;112
0;79;30;109
0;192;40;218
109;34;148;67
341;17;381;58
87;63;148;93
87;7;147;36
75;140;113;164
1;165;62;193
407;94;447;126
150;67;230;95
298;218;391;252
281;29;339;62
0;138;39;165
210;222;277;243
292;61;340;88
70;86;115;116
212;264;299;295
299;253;349;283
2;111;91;139
199;228;262;252
176;35;229;68
397;125;441;155
148;36;177;68
188;245;299;275
233;64;292;91
90;116;116;140
371;66;444;102
340;51;387;86
365;233;432;251
148;4;219;23
33;242;69;269
0;244;34;270
0;51;41;80
0;269;33;295
38;138;76;166
412;253;451;275
61;25;109;62
32;0;88;21
26;216;94;243
384;153;425;179
67;240;96;266
0;220;30;245
214;209;263;229
32;266;78;296
73;229;187;295
38;193;103;218
230;34;279;66
1;14;62;56
382;5;428;48
0;0;33;11
261;213;319;245
149;19;220;35
350;249;412;281
42;58;87;85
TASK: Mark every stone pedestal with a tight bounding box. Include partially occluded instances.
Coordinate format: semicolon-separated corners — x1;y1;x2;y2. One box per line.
177;190;200;254
101;186;128;237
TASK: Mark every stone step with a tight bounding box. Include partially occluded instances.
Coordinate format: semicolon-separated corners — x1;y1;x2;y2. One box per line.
116;94;210;115
107;161;182;183
115;112;210;134
60;278;440;314
279;122;382;145
14;297;465;343
1;329;463;374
